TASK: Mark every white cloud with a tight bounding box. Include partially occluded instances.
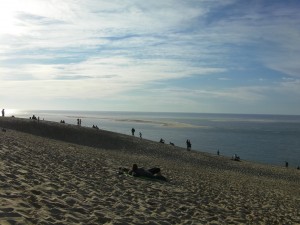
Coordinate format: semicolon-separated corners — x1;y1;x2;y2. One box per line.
0;55;225;101
0;0;299;113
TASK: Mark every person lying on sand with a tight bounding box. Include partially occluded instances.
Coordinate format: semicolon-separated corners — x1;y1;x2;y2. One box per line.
119;164;167;181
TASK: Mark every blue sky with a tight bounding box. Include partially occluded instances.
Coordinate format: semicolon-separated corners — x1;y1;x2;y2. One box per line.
0;0;300;114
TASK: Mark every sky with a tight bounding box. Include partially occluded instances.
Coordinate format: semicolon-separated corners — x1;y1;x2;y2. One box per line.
0;0;300;114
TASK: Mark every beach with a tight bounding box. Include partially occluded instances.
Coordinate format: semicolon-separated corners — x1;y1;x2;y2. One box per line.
11;110;300;167
0;117;300;224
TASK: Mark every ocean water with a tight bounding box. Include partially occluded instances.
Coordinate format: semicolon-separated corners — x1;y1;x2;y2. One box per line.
8;110;300;167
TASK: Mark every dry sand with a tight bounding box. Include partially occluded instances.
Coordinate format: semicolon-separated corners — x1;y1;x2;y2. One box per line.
0;117;300;224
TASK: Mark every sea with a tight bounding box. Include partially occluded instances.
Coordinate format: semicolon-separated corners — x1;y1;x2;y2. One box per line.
6;110;300;168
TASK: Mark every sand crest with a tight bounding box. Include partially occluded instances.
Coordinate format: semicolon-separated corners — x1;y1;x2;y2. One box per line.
0;117;300;224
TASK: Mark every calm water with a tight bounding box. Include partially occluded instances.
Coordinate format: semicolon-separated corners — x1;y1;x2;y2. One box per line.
8;110;300;167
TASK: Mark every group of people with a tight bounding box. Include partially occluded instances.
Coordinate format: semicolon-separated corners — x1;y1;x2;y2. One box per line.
131;128;142;138
92;125;99;129
77;118;82;126
232;154;241;161
30;115;39;121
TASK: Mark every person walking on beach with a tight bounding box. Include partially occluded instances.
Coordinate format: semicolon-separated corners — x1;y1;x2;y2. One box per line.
131;128;135;136
1;109;4;117
285;161;289;168
139;132;142;139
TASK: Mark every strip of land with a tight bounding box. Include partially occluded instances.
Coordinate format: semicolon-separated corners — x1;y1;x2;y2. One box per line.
0;117;299;224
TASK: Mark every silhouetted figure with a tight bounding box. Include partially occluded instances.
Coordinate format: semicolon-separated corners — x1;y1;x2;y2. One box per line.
297;166;299;170
128;164;167;181
186;139;191;151
232;154;240;161
139;132;142;138
170;142;175;146
217;150;220;155
285;161;289;168
32;115;37;120
131;128;135;136
159;138;165;144
1;109;4;117
92;125;99;129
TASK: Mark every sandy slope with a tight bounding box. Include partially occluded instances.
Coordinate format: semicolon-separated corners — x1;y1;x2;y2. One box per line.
0;117;299;224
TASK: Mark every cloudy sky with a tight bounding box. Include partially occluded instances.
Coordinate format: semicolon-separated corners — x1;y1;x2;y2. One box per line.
0;0;299;114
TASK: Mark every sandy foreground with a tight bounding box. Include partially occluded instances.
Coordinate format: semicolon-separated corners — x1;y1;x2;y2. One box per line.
0;117;299;225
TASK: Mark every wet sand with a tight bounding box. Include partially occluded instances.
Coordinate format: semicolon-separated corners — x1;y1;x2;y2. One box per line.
0;117;299;224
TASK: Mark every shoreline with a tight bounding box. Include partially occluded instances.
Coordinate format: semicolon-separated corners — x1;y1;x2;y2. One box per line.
1;117;300;224
5;111;300;167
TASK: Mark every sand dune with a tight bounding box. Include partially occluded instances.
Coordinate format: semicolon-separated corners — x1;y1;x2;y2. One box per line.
0;117;299;224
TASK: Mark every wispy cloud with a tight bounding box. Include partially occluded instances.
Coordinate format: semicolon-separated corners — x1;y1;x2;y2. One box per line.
0;0;299;113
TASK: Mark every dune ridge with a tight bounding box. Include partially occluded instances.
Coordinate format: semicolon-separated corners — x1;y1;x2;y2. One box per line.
0;117;299;224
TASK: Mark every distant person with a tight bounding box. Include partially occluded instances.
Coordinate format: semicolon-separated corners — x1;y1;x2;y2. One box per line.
2;109;5;117
285;161;289;168
131;128;135;136
217;150;220;155
139;132;142;138
159;138;165;144
297;166;299;170
186;139;191;151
